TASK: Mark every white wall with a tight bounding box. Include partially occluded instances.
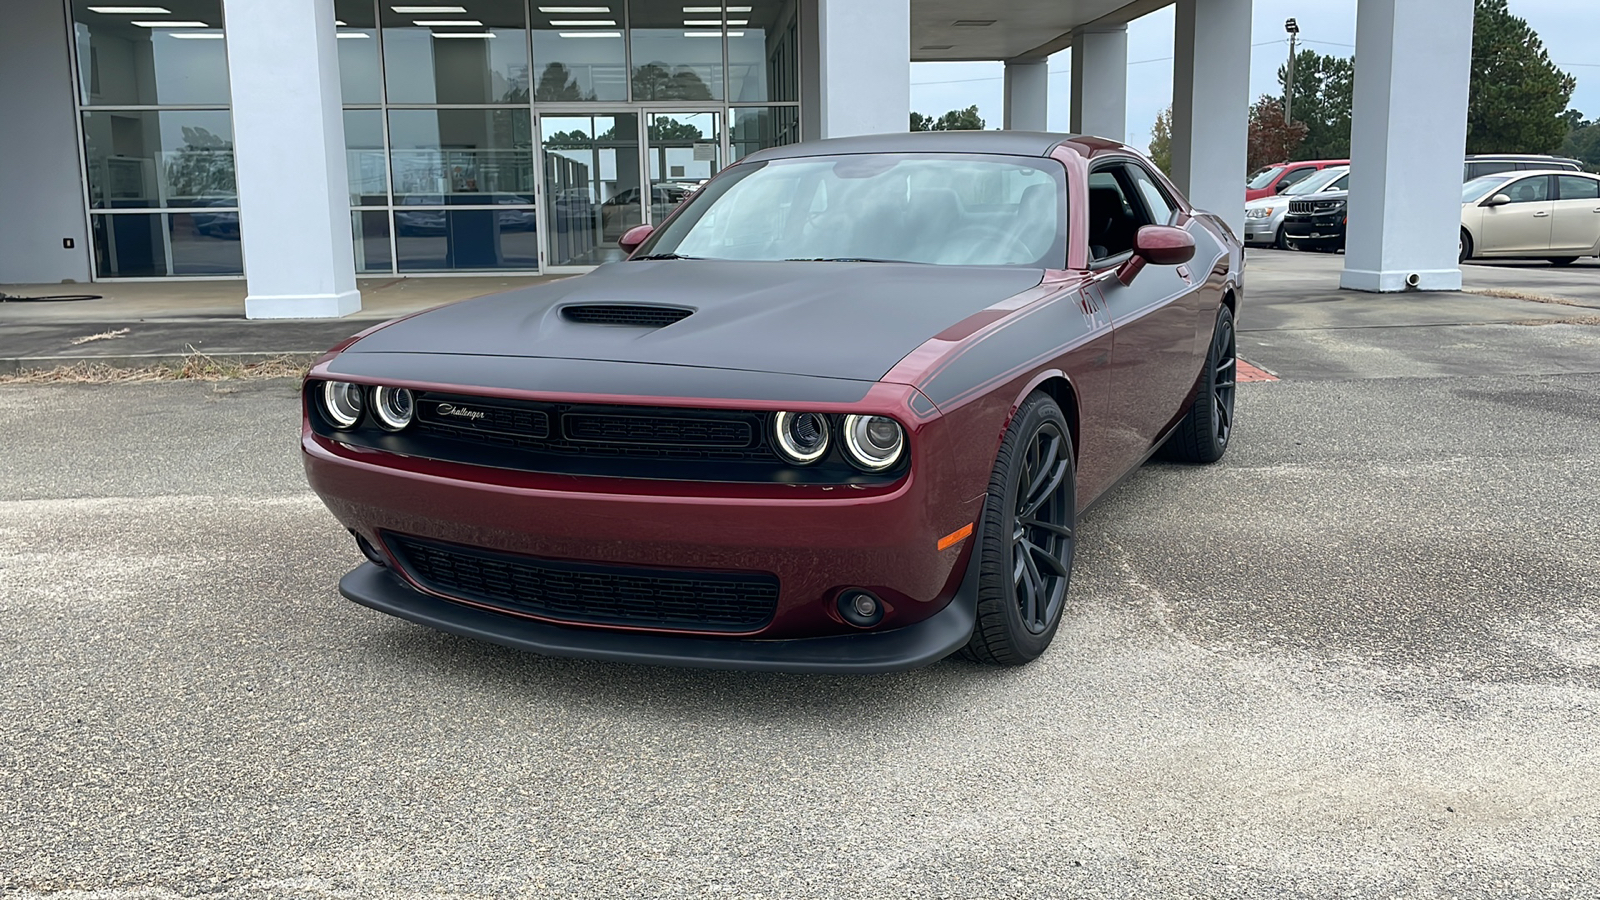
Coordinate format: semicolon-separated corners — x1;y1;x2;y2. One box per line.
0;0;92;283
810;0;910;138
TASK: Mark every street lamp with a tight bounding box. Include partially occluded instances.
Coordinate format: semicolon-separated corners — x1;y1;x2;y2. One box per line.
1284;18;1300;126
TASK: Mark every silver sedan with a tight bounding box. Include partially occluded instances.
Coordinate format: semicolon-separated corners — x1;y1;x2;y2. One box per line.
1243;165;1349;248
1460;170;1600;266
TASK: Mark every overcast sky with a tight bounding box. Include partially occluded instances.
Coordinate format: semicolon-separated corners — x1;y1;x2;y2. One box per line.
909;0;1600;154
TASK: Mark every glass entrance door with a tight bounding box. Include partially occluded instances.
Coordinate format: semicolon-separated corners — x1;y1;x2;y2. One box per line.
645;111;722;227
540;112;642;267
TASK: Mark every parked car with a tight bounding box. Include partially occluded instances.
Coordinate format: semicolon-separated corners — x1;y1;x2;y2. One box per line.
1459;170;1600;265
1280;187;1349;252
1463;154;1582;181
1244;165;1349;248
303;132;1243;673
1246;158;1349;201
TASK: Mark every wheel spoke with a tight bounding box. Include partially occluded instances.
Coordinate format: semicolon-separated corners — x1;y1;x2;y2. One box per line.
1216;356;1236;370
1019;459;1068;518
1019;433;1059;511
1020;549;1045;625
1021;517;1073;539
1025;539;1071;578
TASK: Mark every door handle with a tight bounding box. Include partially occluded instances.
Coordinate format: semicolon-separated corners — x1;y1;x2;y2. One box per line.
1532;211;1550;217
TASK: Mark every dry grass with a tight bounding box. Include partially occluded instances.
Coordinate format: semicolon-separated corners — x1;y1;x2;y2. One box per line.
1513;315;1600;327
1465;287;1593;307
0;347;312;384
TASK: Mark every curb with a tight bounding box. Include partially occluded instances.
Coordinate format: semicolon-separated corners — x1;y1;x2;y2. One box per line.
0;351;322;376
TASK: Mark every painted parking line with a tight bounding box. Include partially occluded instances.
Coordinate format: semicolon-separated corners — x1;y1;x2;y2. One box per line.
1238;359;1280;382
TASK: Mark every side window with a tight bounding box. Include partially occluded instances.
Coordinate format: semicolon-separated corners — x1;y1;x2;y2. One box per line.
1126;164;1177;225
1502;176;1551;203
1557;175;1600;201
1328;174;1350;191
1469;161;1515;179
1086;166;1152;263
1277;166;1315;190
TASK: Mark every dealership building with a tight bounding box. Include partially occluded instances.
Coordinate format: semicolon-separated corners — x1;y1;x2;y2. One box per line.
0;0;1472;316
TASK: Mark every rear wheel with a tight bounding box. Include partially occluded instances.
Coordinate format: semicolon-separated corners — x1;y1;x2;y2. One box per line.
1273;226;1288;250
1548;257;1579;267
1164;304;1236;464
962;393;1076;666
1460;230;1474;263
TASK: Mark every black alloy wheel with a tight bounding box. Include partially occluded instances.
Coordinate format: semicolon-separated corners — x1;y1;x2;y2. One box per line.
1163;303;1236;464
963;392;1076;665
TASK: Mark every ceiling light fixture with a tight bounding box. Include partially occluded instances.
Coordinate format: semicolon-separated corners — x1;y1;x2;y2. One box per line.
684;5;750;10
547;19;616;25
538;6;610;12
684;19;747;25
413;18;483;25
684;30;741;36
391;5;467;12
168;31;225;38
558;30;620;37
87;6;172;13
432;31;496;37
132;20;209;26
337;32;371;38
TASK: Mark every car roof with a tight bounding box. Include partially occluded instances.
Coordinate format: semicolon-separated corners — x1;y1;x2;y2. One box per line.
1485;168;1596;176
741;130;1115;163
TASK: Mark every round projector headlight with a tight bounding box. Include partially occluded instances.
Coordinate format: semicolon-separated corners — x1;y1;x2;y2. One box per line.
773;411;830;464
371;386;414;432
842;415;905;471
321;380;365;429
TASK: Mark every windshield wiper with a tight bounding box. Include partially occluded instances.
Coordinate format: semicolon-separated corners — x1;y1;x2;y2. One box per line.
633;253;700;261
783;257;908;264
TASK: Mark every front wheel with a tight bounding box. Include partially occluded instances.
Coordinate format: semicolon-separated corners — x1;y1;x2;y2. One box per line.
1163;304;1236;464
1548;257;1579;267
962;393;1077;667
1273;226;1288;250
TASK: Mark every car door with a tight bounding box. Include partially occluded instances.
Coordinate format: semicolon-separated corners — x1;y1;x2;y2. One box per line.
1087;161;1207;462
1274;165;1318;194
1478;175;1554;254
1551;175;1600;253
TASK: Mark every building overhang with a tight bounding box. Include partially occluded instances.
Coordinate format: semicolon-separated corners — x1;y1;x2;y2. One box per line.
910;0;1170;62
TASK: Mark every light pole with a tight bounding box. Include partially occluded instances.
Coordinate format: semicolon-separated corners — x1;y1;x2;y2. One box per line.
1284;18;1300;125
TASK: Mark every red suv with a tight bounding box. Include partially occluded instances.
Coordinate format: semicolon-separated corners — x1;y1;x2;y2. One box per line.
1246;159;1350;201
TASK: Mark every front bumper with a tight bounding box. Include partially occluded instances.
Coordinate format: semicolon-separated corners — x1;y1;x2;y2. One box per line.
1283;213;1346;248
1242;216;1282;244
339;553;979;673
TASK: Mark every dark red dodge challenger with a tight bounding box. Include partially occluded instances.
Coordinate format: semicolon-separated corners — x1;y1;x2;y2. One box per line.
303;131;1243;673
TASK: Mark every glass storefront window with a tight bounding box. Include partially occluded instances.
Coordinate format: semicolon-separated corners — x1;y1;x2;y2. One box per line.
70;0;231;106
168;212;244;274
395;209;540;271
353;210;393;272
381;0;529;104
335;0;381;103
630;4;724;101
542;113;641;267
81;110;236;209
91;214;165;277
531;5;628;102
729;1;799;102
730;105;799;161
89;212;242;277
344;110;388;206
387;109;533;202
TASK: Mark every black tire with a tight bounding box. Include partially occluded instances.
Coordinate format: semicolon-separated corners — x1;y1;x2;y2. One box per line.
1549;257;1579;267
1163;304;1236;464
1460;230;1473;263
962;393;1077;666
1273;226;1288;250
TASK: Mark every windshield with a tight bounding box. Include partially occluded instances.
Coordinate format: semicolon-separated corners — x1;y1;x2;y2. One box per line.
1462;175;1513;203
1286;166;1349;196
638;153;1067;267
1248;166;1285;189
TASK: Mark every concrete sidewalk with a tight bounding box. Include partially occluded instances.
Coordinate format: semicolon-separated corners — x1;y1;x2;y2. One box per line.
1;253;1594;374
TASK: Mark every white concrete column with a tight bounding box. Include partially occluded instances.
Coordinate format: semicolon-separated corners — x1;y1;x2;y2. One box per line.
1003;59;1049;131
1069;26;1127;141
224;0;359;318
1171;0;1251;238
811;0;910;138
1340;0;1473;292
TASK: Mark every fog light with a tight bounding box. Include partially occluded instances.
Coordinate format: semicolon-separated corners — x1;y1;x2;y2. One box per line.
351;530;387;568
837;590;884;628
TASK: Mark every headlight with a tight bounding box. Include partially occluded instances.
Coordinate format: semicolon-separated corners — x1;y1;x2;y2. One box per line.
371;386;415;431
773;411;830;464
1246;207;1273;218
841;415;905;471
320;381;365;429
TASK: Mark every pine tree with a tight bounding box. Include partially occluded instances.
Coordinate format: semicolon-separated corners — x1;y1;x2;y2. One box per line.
1467;0;1576;154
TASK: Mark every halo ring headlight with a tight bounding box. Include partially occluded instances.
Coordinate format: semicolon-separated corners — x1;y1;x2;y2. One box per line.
773;411;830;464
321;380;365;429
371;386;415;431
842;414;905;471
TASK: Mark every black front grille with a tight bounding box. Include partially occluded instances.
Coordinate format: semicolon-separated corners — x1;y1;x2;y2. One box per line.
1288;200;1315;214
564;413;752;447
387;535;780;632
561;304;693;327
417;397;551;441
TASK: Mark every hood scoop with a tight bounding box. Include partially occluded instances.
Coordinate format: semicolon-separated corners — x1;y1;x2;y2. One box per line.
561;303;693;328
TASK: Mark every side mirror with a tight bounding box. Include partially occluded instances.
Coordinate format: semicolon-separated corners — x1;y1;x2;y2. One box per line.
1116;225;1196;286
619;223;654;255
1275;181;1294;194
1482;193;1512;208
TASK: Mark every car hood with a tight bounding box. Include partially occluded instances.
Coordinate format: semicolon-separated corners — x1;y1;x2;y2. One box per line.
1244;196;1283;210
346;259;1047;382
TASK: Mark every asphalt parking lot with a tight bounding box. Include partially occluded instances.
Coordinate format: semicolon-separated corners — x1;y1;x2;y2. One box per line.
4;253;1600;897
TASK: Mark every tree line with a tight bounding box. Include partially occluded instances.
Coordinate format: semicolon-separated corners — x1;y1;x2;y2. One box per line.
1148;0;1597;174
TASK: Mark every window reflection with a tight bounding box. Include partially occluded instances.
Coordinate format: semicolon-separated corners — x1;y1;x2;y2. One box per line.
542;114;640;267
81;110;237;209
335;0;381;103
532;5;627;101
388;109;534;202
344;110;388;206
353;210;393;272
92;214;165;277
395;209;540;271
168;212;244;274
729;1;798;102
381;0;528;104
730;105;799;161
71;0;231;106
630;3;724;100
